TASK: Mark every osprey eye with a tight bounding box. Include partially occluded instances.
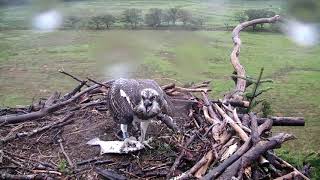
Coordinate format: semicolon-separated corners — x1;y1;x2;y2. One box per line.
150;96;155;101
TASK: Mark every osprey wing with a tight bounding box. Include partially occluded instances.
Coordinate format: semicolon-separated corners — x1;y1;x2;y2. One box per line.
108;79;141;124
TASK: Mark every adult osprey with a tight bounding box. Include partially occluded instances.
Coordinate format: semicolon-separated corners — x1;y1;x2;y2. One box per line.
108;78;173;142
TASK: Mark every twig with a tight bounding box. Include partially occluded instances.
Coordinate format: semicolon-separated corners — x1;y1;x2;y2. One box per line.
58;139;74;169
58;69;89;87
87;77;111;89
0;173;51;180
0;81;107;125
1;113;74;143
267;152;310;180
167;133;197;179
32;170;62;176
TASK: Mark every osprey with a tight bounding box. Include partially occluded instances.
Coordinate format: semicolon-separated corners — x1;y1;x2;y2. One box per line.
108;78;173;142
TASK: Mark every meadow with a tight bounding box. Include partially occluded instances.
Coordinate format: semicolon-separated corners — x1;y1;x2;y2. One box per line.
0;0;319;177
0;0;285;29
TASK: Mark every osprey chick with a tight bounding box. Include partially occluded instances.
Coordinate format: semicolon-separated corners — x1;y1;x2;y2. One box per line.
108;78;172;142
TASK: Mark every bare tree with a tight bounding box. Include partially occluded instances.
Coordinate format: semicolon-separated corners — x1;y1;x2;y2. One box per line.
178;9;192;26
122;8;143;29
168;7;179;25
145;8;163;28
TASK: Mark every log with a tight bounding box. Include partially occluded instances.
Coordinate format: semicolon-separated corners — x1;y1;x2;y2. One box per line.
258;117;305;126
202;138;252;180
0;81;112;125
1;113;74;143
216;133;295;180
202;119;275;180
238;114;305;126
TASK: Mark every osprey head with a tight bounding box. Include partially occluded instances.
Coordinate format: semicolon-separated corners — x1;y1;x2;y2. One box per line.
134;88;161;119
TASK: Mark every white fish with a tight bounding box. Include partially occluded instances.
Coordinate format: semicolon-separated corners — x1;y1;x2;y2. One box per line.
87;137;145;154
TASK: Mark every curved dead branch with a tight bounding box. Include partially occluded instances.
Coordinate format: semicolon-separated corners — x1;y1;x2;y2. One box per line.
229;15;281;100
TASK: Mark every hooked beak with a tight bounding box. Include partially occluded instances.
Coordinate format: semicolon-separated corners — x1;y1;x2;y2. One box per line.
144;100;152;112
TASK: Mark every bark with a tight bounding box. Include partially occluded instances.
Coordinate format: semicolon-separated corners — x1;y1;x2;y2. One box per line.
202;119;276;180
258;117;305;126
0;82;110;125
229;15;280;100
216;133;295;180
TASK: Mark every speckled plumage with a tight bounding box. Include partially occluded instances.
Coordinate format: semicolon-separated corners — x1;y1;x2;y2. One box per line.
108;78;172;125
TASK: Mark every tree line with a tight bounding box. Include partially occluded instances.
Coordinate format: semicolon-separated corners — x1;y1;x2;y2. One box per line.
64;8;206;30
234;9;277;31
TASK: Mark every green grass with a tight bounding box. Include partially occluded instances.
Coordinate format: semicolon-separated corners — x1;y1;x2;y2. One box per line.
0;0;286;29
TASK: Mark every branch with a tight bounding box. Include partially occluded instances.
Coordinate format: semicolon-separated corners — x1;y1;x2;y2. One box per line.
0;81;109;125
216;133;295;180
58;69;89;87
202;118;273;180
228;15;281;100
167;133;197;178
1;113;74;143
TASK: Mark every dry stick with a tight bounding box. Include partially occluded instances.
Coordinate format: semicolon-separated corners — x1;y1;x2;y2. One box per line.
58;69;89;87
63;81;87;100
176;151;213;180
31;170;62;176
249;113;259;145
258;117;305;126
203;106;218;124
58;140;74;169
44;92;60;107
0;81;106;125
178;160;208;180
267;152;310;180
201;92;219;120
142;162;172;172
1;113;74;143
229;15;281;100
213;103;249;142
173;86;210;93
3;150;56;169
202;118;273;180
236;113;260;178
87;77;112;89
273;171;300;180
161;83;175;90
167;133;197;179
194;150;215;178
3;155;24;167
0;173;52;180
215;133;295;180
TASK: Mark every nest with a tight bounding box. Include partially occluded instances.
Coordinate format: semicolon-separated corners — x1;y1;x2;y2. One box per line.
0;15;310;180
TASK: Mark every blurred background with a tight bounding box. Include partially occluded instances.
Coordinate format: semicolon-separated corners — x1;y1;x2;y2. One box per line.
0;0;319;177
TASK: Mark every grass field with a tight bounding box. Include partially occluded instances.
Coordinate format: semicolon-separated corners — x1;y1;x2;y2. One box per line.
0;0;285;29
0;0;319;177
